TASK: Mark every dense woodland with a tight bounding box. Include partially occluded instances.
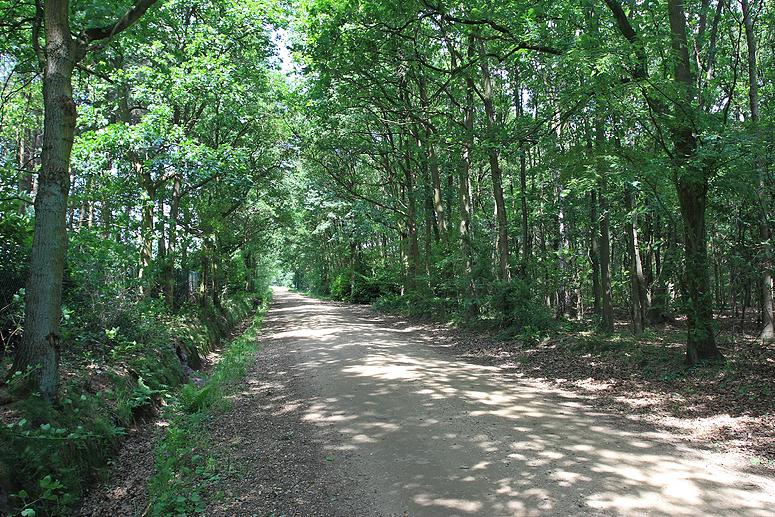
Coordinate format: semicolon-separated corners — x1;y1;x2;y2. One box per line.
0;0;773;514
287;0;774;363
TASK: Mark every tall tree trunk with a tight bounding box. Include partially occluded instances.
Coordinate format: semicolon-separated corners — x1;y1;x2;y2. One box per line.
11;0;76;400
16;132;33;215
742;0;774;341
556;184;572;318
453;42;478;317
596;128;614;332
477;37;510;281
138;168;155;297
11;0;159;399
589;191;601;315
603;0;722;361
157;196;171;305
598;190;614;331
519;148;530;272
200;243;210;308
418;77;446;239
399;77;420;291
516;72;533;275
624;185;647;335
667;0;721;363
167;175;181;309
404;170;420;289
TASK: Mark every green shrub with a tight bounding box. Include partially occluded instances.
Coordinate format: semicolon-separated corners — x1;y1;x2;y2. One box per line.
487;279;552;331
1;389;126;516
351;271;399;304
329;271;351;301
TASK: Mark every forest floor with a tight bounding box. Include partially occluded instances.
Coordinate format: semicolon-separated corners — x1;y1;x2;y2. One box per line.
198;288;774;516
450;316;775;466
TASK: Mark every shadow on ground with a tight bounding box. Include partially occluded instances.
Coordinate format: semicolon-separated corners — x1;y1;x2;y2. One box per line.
212;288;775;517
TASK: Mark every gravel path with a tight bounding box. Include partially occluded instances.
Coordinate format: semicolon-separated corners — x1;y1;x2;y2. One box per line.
205;288;775;516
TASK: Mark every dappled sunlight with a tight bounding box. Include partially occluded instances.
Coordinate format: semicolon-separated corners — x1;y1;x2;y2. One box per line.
239;288;775;516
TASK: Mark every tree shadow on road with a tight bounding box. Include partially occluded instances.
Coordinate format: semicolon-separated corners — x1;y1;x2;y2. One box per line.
216;290;775;516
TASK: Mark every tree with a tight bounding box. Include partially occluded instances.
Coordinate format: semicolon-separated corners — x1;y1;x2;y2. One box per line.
11;0;158;400
741;0;774;342
603;0;723;363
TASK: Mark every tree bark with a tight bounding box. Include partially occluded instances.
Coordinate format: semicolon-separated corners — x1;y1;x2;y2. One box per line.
166;174;181;309
11;0;75;400
10;0;159;400
138;166;155;297
399;76;420;290
589;191;601;315
556;184;572;318
624;185;647;335
667;0;721;363
596;126;614;332
418;76;446;239
16;131;33;215
519;148;530;272
741;0;774;341
477;37;510;281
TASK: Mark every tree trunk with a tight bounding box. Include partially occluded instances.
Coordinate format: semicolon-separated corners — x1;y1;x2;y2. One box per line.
519;148;531;272
596;128;614;332
448;40;478;316
677;178;718;361
405;170;420;289
556;184;571;318
477;37;510;281
418;77;446;239
624;186;647;335
589;191;601;315
138;168;155;297
667;0;721;363
166;175;181;308
16;132;33;215
11;0;76;400
399;76;420;291
742;0;774;341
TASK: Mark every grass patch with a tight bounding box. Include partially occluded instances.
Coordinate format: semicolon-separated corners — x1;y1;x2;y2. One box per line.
147;291;271;516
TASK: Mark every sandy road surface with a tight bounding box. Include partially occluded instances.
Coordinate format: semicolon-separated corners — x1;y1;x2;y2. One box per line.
207;288;775;516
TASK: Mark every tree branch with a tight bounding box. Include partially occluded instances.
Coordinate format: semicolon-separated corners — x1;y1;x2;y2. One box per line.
80;0;159;44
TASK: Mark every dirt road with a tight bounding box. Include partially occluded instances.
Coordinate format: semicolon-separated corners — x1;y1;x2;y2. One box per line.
206;288;775;516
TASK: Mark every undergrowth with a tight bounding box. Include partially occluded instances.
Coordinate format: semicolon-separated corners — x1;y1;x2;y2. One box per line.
0;293;258;517
147;291;271;516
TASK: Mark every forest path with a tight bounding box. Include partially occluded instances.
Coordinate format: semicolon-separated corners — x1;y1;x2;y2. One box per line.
207;288;775;516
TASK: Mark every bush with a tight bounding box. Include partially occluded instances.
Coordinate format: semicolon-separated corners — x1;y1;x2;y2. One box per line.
329;272;351;301
328;269;399;304
351;271;399;304
486;279;553;331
